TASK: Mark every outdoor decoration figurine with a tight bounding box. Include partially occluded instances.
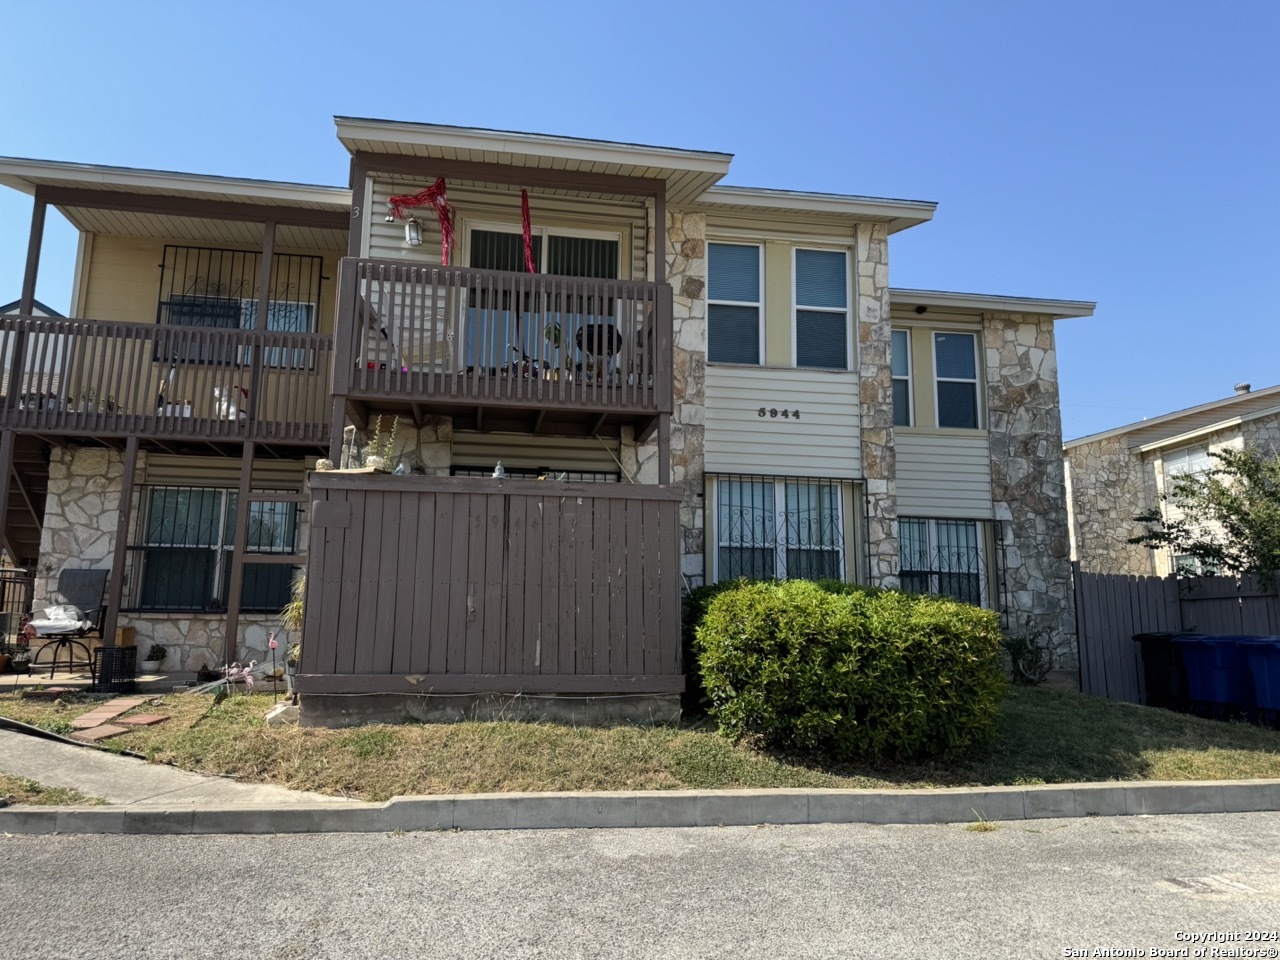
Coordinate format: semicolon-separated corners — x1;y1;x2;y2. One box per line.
268;632;279;703
222;660;256;692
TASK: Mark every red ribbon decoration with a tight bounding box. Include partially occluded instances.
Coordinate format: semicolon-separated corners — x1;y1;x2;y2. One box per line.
521;188;536;273
387;179;455;265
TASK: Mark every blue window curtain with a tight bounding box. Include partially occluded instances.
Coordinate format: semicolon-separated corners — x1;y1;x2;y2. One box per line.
708;243;761;365
795;250;848;369
934;332;978;428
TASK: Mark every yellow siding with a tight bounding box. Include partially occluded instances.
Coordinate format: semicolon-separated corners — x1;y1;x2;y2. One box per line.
895;433;993;518
704;366;861;478
763;241;791;365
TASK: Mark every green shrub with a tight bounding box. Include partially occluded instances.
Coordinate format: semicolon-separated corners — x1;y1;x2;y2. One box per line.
695;580;1006;760
682;579;762;712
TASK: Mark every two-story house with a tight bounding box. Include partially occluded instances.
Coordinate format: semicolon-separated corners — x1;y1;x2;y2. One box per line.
1065;382;1280;577
0;118;1092;723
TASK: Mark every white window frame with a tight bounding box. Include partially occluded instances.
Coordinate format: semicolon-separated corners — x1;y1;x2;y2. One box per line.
892;328;913;427
898;516;988;606
932;330;982;430
791;246;853;371
711;477;846;582
706;240;765;366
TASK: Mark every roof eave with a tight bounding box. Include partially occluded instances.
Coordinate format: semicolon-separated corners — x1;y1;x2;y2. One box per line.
700;185;937;231
891;288;1096;319
334;117;734;176
1063;383;1280;448
0;157;351;210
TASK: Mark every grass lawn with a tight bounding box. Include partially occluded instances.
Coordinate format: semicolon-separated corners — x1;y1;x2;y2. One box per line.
0;774;104;806
1;687;1278;802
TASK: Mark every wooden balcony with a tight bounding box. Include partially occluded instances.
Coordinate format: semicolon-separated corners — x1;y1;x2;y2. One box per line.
334;258;673;436
0;314;332;448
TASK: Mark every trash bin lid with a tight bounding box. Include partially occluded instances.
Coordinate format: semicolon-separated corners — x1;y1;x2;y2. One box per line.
1172;633;1259;643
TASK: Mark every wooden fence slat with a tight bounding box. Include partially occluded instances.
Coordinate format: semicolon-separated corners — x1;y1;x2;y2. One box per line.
464;493;487;675
370;491;401;673
608;499;627;675
429;492;454;675
575;497;594;675
504;496;527;676
592;497;611;677
391;492;418;674
481;492;505;675
625;500;645;677
558;495;578;677
334;490;364;677
447;495;471;674
523;495;544;675
539;497;561;675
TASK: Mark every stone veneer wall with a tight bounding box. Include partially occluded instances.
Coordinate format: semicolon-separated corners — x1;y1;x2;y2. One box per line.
983;311;1075;664
855;223;897;586
621;208;707;587
37;445;307;673
1065;436;1158;576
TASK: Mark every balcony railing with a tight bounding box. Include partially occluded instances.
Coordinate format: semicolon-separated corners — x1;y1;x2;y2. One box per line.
0;315;332;444
335;258;673;418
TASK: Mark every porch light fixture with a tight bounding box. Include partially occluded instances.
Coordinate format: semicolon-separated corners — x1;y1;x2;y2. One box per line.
404;217;423;246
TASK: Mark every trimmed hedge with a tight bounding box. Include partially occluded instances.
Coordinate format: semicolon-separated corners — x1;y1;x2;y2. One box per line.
695;580;1006;760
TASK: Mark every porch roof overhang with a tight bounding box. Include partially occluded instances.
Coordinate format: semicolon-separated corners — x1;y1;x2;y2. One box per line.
0;156;352;250
890;288;1096;319
697;185;938;234
334;117;733;204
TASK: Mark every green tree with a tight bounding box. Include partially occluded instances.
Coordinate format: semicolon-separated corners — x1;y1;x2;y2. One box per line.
1129;444;1280;578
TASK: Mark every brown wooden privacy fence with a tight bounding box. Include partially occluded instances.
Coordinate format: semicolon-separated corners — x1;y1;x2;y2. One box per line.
298;473;684;695
0;314;332;443
1073;562;1280;702
335;258;673;414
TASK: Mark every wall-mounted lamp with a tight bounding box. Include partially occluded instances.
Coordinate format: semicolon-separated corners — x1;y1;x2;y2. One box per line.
404;218;423;246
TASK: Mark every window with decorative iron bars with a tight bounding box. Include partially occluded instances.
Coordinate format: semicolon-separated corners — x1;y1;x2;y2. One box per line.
155;245;323;368
712;474;845;581
122;485;300;613
898;517;989;606
450;465;619;483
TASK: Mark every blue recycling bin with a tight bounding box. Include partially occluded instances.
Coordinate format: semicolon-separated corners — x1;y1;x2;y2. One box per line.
1239;637;1280;720
1171;634;1259;718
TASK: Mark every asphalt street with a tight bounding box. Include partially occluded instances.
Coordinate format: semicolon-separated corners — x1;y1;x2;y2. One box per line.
3;812;1279;959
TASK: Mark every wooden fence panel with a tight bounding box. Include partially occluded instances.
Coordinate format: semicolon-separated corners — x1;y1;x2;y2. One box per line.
1076;565;1280;703
300;474;685;696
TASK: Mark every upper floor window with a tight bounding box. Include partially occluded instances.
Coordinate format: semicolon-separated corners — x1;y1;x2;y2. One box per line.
707;242;761;365
934;332;979;429
1164;445;1214;479
892;329;912;427
469;228;619;279
794;249;849;369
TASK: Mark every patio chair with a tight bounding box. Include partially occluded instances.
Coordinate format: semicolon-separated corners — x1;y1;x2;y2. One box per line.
26;568;110;681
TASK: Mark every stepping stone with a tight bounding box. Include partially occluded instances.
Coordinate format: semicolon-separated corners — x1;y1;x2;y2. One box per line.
70;713;118;729
118;714;168;727
72;724;129;742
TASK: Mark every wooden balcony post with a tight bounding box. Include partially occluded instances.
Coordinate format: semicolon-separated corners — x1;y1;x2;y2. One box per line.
653;185;666;286
102;434;139;649
223;441;256;664
347;161;368;259
246;221;275;429
5;196;46;412
0;431;14;568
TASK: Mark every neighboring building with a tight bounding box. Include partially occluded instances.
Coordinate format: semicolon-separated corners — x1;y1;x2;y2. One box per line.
1065;383;1280;577
0;120;1092;720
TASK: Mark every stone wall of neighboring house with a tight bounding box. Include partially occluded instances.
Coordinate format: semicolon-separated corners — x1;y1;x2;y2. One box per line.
37;444;306;672
984;312;1075;663
1065;436;1158;577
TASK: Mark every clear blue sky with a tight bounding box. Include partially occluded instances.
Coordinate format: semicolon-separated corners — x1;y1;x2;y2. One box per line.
2;0;1276;440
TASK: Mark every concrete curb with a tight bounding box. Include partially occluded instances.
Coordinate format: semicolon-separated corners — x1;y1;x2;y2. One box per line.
4;779;1280;835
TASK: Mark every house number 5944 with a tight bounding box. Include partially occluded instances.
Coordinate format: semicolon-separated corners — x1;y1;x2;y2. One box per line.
758;407;801;419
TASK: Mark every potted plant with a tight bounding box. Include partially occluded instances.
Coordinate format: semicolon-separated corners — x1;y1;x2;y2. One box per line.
140;643;168;674
361;415;399;471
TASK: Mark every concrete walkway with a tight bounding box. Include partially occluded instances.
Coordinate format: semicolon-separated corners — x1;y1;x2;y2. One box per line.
0;728;351;805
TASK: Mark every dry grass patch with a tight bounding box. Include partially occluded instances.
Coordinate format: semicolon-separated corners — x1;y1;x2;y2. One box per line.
0;774;104;806
0;687;1278;799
